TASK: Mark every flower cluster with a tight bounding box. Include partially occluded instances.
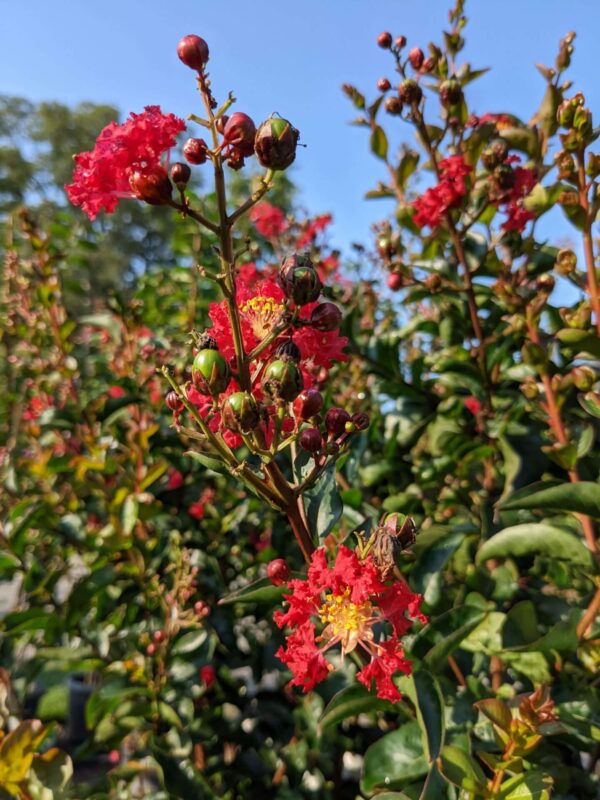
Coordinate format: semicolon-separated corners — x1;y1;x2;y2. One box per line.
250;203;288;238
65;106;186;220
498;161;537;233
274;546;425;702
412;155;472;229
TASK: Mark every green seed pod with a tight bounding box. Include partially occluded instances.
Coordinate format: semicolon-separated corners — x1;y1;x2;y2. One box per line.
221;392;260;434
192;349;230;395
262;358;304;402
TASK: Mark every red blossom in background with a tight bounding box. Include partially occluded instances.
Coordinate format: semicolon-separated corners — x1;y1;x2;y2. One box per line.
412;155;472;229
296;213;333;248
65;106;186;220
464;396;482;415
499;163;537;233
274;546;425;701
250;203;288;239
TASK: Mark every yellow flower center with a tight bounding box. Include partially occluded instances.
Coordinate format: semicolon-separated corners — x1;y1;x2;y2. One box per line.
318;588;373;654
240;295;284;340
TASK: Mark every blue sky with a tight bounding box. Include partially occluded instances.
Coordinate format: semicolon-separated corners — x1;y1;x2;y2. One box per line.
2;0;600;255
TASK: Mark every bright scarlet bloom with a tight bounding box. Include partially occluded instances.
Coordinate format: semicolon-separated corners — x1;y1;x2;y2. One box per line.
412;155;472;229
250;202;288;239
66;106;186;220
274;546;426;702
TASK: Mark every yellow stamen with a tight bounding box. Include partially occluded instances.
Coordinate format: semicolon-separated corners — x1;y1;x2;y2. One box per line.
318;587;373;654
240;295;284;340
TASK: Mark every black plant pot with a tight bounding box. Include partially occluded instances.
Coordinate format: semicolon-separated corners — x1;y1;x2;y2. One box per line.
67;673;94;744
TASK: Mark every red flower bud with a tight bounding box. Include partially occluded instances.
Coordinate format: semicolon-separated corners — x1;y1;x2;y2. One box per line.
398;79;423;106
165;391;184;412
422;56;436;73
177;35;209;71
377;78;391;92
200;665;216;689
255;116;300;171
223;112;256;157
395;35;407;49
377;32;393;49
387;273;403;291
309;302;342;332
325;407;351;437
183;138;208;165
146;643;156;656
299;427;323;453
129;167;172;206
351;412;370;431
216;115;229;134
170;162;191;188
385;97;403;116
194;600;210;618
153;630;165;644
293;389;324;421
267;558;290;586
408;47;424;70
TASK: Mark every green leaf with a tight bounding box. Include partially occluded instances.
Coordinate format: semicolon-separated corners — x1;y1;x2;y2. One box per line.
474;698;512;732
152;746;216;799
397;671;445;760
185;450;227;473
437;745;487;794
79;312;122;342
121;495;138;536
361;721;428;794
476;523;594;568
411;530;465;607
305;461;343;541
218;577;287;606
579;391;600;418
422;606;488;672
497;770;553;799
556;327;600;357
501;480;600;519
318;684;398;732
170;629;207;655
370;125;388;160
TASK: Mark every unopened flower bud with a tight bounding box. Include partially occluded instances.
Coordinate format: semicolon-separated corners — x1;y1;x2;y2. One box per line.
129;167;172;206
215;115;229;134
299;427;323;453
153;630;165;644
293;389;324;420
387;272;404;291
572;366;596;391
200;665;216;688
520;378;540;400
275;340;301;362
440;79;463;108
408;47;424;70
573;106;593;136
395;35;407;49
422;56;436;73
425;273;442;292
398;79;423;106
351;412;370;430
325;407;351;437
223;112;256;157
555;151;575;179
377;32;393;49
481;139;509;171
194;600;210;617
262;358;304;402
587;153;600;178
170;162;191;189
177;34;209;71
557;98;576;128
183;138;208;165
278;253;322;305
309;302;342;332
555;249;577;276
255;116;300;171
146;643;156;656
192;349;231;396
222;391;260;434
378;78;391;92
385;96;403;116
165;391;184;413
267;558;290;586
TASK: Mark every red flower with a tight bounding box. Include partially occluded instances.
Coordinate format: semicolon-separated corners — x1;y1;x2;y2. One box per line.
108;385;126;399
200;665;217;689
274;546;425;701
296;213;333;248
66;106;186;220
250;202;288;239
501;165;537;233
464;396;482;415
22;393;53;422
166;468;184;490
413;155;471;229
478;113;514;130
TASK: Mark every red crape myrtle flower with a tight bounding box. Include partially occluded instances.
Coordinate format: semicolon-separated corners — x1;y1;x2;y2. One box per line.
66;106;186;220
498;157;537;233
274;546;426;702
413;155;472;230
250;202;288;239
